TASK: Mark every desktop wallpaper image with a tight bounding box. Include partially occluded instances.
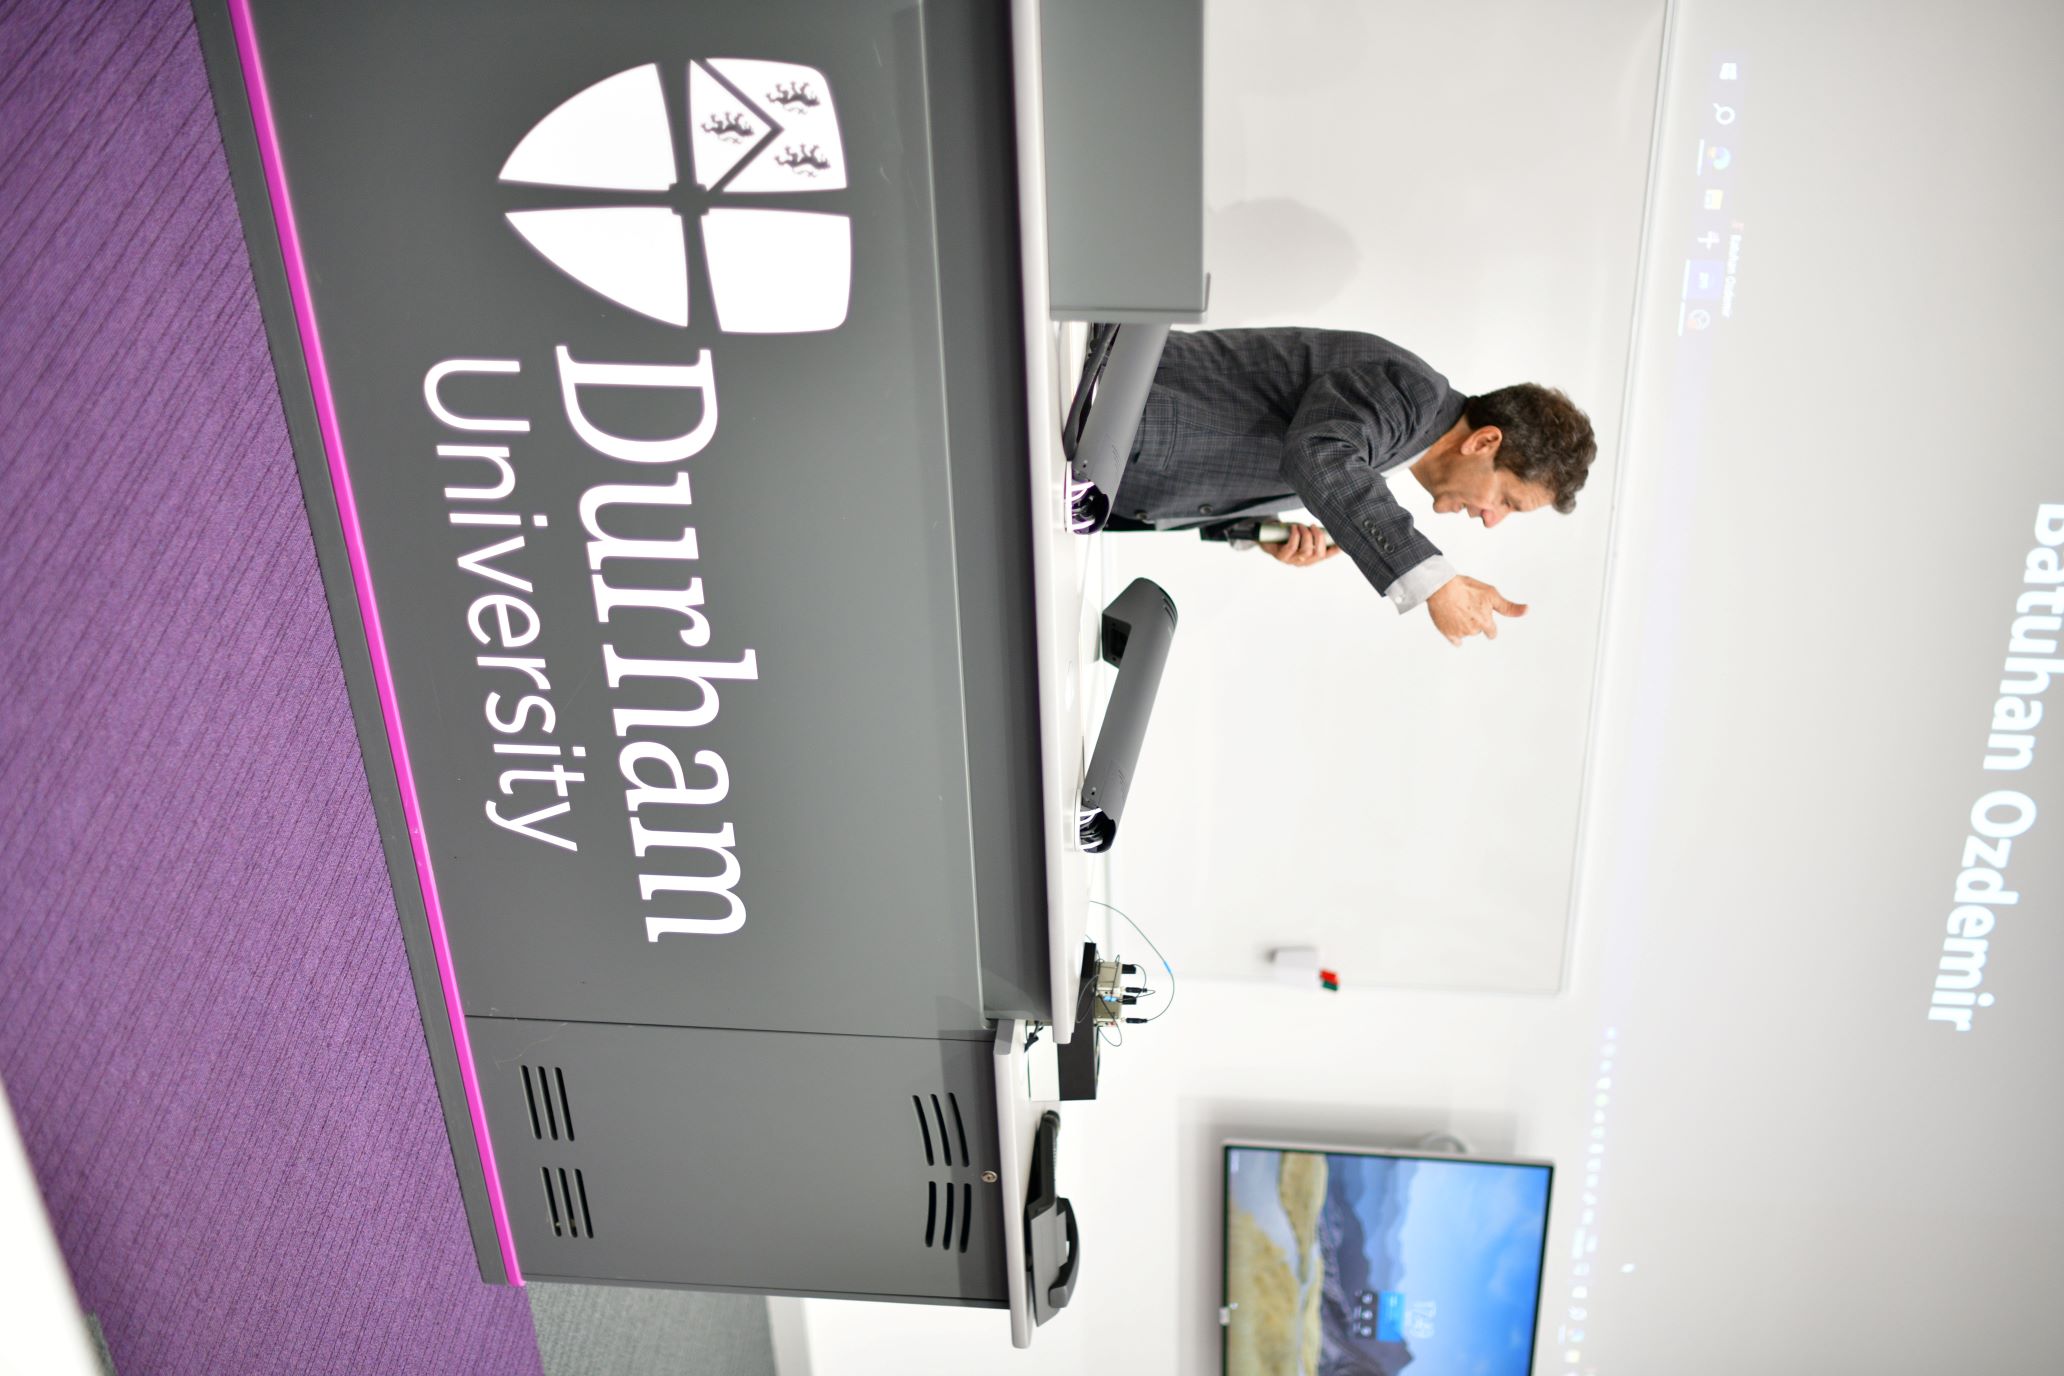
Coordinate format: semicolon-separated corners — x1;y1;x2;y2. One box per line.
1225;1148;1551;1376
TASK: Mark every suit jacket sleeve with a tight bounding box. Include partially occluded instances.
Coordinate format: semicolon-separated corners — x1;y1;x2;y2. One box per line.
1277;362;1446;603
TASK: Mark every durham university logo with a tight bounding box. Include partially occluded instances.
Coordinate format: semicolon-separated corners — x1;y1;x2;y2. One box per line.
499;60;851;334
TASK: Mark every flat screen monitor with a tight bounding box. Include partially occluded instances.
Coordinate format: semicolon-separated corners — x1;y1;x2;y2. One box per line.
1222;1141;1553;1376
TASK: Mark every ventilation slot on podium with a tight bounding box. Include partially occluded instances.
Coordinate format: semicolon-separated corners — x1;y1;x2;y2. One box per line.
912;1095;934;1166
914;1093;979;1252
921;1181;973;1253
948;1092;970;1166
913;1093;973;1167
522;1065;575;1142
541;1166;594;1239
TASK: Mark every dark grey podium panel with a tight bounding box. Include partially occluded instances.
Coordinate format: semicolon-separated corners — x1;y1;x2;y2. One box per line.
472;1017;1008;1305
1041;0;1206;321
193;0;1013;1043
194;0;1061;1308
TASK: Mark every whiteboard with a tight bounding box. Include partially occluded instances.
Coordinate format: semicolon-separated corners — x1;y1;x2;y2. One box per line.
1103;0;1667;993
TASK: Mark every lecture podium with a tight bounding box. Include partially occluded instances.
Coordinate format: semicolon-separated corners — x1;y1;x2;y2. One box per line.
196;0;1200;1347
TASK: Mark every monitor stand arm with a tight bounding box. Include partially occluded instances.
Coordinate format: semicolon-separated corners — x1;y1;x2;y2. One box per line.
1062;322;1170;533
1078;577;1178;852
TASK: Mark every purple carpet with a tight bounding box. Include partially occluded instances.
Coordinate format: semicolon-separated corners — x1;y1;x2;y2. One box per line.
0;3;543;1371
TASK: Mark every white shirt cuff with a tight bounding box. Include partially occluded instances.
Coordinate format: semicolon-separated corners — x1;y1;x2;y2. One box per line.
1387;555;1458;614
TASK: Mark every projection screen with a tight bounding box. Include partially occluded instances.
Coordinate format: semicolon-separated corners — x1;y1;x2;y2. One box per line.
1545;0;2064;1370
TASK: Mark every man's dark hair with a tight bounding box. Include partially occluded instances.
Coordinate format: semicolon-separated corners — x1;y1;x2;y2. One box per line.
1464;384;1596;514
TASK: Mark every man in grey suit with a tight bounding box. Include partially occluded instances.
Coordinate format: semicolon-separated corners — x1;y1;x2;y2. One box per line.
1110;328;1597;645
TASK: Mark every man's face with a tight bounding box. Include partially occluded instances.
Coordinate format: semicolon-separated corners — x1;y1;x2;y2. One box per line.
1431;457;1555;529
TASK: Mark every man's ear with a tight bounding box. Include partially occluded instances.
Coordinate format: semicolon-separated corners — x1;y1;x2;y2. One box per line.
1465;424;1503;460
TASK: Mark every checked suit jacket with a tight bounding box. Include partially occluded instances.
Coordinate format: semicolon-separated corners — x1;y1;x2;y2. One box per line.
1112;328;1470;599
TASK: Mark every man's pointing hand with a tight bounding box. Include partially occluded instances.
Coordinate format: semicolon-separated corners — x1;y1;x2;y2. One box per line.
1426;575;1528;646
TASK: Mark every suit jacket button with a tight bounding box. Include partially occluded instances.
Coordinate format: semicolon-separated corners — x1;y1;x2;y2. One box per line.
1198;504;1213;515
1133;510;1148;520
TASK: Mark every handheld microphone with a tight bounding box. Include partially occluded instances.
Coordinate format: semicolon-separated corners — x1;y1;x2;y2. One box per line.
1254;522;1334;547
1196;519;1335;547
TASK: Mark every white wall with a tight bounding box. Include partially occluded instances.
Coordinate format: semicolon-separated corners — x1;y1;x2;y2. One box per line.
801;917;1614;1374
814;0;2064;1370
803;1;1665;1363
0;1078;105;1376
1102;0;1664;994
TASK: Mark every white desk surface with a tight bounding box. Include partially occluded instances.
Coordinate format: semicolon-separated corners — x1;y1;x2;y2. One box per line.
1012;0;1108;1056
998;0;1108;1345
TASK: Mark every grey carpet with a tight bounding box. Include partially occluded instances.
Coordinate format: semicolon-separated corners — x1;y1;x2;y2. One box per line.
530;1284;778;1376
